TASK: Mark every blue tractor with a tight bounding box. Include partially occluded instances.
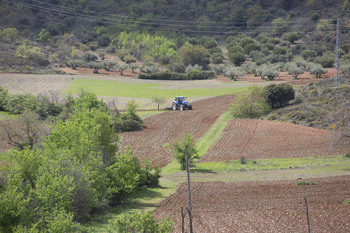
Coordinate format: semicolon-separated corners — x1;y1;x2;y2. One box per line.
172;96;192;111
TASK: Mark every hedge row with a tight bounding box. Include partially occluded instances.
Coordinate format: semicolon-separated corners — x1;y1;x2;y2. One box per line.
139;70;215;80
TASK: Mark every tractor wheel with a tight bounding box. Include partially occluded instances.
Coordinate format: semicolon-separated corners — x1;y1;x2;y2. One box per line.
172;103;177;110
188;105;192;110
179;104;184;111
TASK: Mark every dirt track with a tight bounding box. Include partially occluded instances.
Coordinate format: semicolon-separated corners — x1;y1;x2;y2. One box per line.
119;95;235;167
154;175;350;232
200;119;350;162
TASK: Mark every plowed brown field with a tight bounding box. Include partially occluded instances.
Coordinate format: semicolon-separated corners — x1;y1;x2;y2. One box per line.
119;95;235;167
200;119;350;162
154;175;350;233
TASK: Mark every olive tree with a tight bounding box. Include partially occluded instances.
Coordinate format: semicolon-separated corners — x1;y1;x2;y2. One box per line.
151;95;167;110
224;66;244;81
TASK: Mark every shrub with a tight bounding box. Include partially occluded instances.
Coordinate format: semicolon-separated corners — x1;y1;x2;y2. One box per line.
111;211;174;233
301;49;317;61
230;85;271;118
141;63;159;74
123;54;136;64
211;52;224;64
264;83;295;108
314;53;334;68
0;85;9;111
83;52;98;62
139;71;214;80
169;63;186;73
211;64;226;74
228;52;245;66
173;134;199;170
185;64;202;73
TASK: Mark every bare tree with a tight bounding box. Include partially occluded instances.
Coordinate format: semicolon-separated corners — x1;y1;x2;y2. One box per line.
0;111;47;150
151;95;167;110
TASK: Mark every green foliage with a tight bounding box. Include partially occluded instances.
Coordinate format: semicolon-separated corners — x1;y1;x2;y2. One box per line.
151;95;167;110
83;53;98;62
115;62;129;75
302;49;317;61
256;64;279;80
283;32;300;43
230;85;271;118
15;40;44;61
141;63;159;74
123;54;137;64
116;31;177;59
67;60;83;70
211;52;224;64
264;83;295;109
139;71;214;80
178;43;210;68
37;29;51;43
111;211;174;233
272;17;289;36
224;66;243;81
314;53;334;68
287;62;305;79
0;27;19;42
0;85;9;111
170;63;186;73
88;62;103;73
46;210;83;233
173;134;199;170
308;63;327;77
228;52;245;66
0;186;31;232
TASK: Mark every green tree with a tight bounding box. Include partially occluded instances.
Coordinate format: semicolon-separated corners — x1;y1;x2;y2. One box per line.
224;66;244;81
151;95;167;110
0;85;9;111
272;17;289;36
287;63;305;79
116;62;129;75
37;29;51;43
283;32;300;44
173;134;199;170
178;43;210;68
230;85;271;118
228;52;246;66
15;40;43;59
264;83;295;108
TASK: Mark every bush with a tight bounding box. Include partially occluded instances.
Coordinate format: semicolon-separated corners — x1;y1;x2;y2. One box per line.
314;53;334;68
173;134;199;170
211;52;224;64
264;83;295;108
141;63;159;74
228;52;246;66
0;85;9;111
230;85;271;118
123;54;137;64
185;64;202;73
169;63;186;73
111;211;174;233
301;49;317;61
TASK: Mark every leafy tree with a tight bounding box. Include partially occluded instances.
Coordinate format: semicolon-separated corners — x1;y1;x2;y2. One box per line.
302;49;317;61
178;43;210;68
230;85;271;118
170;63;186;73
102;60;116;71
151;95;167;110
115;62;129;75
224;66;243;81
211;52;224;64
211;64;226;74
283;32;300;44
83;52;98;62
228;52;245;66
272;17;289;36
308;63;327;78
88;62;103;73
342;0;350;15
67;60;82;70
287;63;305;79
256;64;279;80
241;62;258;75
37;29;51;43
264;83;295;108
186;64;202;73
129;63;139;73
0;85;9;111
173;134;199;170
314;53;334;68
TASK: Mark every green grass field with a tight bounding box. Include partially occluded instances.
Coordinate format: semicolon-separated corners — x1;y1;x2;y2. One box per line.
64;79;249;98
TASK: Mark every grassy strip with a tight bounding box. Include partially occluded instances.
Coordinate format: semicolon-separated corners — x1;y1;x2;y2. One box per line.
165;155;350;174
196;111;232;156
137;110;166;119
64;79;248;98
0;111;18;120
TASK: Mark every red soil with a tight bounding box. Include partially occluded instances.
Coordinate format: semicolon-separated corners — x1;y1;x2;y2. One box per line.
154;175;350;232
199;119;350;162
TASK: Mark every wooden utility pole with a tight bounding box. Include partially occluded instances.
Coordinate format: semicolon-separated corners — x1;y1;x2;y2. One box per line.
186;146;193;233
304;196;311;233
335;18;341;88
